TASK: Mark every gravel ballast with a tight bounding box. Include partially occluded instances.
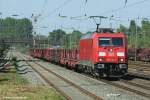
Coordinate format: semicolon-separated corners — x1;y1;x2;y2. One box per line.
15;60;49;86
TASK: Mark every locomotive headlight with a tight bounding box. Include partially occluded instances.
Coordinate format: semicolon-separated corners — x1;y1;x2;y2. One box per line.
120;59;124;62
117;52;124;56
119;58;124;62
99;52;106;56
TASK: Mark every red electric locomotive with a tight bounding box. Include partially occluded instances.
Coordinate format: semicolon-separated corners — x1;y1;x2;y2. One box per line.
29;28;128;78
78;28;128;77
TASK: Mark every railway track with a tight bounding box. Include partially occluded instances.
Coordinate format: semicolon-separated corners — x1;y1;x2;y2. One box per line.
128;60;150;80
120;79;150;91
129;61;150;70
0;51;12;70
102;79;150;99
17;52;102;100
21;52;150;99
83;73;150;99
129;64;150;71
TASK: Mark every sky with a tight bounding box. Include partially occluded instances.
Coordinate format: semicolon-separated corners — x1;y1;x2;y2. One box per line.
0;0;150;35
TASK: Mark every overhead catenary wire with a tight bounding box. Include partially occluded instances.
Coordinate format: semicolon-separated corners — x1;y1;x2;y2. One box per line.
32;0;73;34
40;0;73;21
100;0;149;15
31;0;48;20
36;0;150;34
39;0;48;15
40;0;90;24
125;0;128;6
85;0;88;5
57;0;150;23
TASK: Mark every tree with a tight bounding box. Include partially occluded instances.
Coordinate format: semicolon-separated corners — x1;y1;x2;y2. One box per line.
48;29;83;49
141;19;150;36
48;29;66;47
70;30;82;49
129;20;136;35
17;18;33;39
117;24;128;34
0;17;33;39
63;30;83;49
140;19;150;47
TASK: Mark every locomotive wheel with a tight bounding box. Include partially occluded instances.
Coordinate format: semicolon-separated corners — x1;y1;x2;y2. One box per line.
93;68;100;78
93;67;104;79
99;71;104;78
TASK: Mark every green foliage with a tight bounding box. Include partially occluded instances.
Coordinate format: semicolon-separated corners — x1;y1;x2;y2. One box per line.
67;30;82;49
0;17;33;39
141;19;150;36
0;66;64;100
48;29;82;49
48;29;66;47
60;30;82;49
117;19;150;48
117;24;128;35
129;20;136;35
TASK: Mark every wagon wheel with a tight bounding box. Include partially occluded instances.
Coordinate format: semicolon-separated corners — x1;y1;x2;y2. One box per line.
146;55;150;62
65;63;69;69
74;64;79;72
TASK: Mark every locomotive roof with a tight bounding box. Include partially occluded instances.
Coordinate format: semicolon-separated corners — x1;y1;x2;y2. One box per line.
97;32;126;37
81;32;125;39
98;28;114;33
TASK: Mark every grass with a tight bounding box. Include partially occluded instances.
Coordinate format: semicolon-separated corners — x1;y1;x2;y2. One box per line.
0;64;65;100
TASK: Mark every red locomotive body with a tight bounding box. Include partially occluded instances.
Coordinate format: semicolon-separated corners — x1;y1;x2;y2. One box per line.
79;32;128;77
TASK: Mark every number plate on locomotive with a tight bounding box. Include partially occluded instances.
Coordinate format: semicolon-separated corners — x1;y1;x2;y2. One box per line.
109;52;114;56
107;58;116;62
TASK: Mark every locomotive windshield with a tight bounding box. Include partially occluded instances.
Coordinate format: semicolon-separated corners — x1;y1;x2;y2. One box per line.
112;38;123;46
99;37;123;47
99;38;111;46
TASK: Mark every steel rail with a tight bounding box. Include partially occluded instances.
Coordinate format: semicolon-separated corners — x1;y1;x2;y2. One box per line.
81;73;150;99
120;79;150;91
100;79;150;99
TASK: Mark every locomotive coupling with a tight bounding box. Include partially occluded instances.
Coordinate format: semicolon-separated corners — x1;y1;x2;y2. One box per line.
119;64;128;69
97;64;105;69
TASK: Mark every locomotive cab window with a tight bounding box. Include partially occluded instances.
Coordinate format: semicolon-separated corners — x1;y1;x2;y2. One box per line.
99;38;111;46
99;37;123;47
112;38;123;46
